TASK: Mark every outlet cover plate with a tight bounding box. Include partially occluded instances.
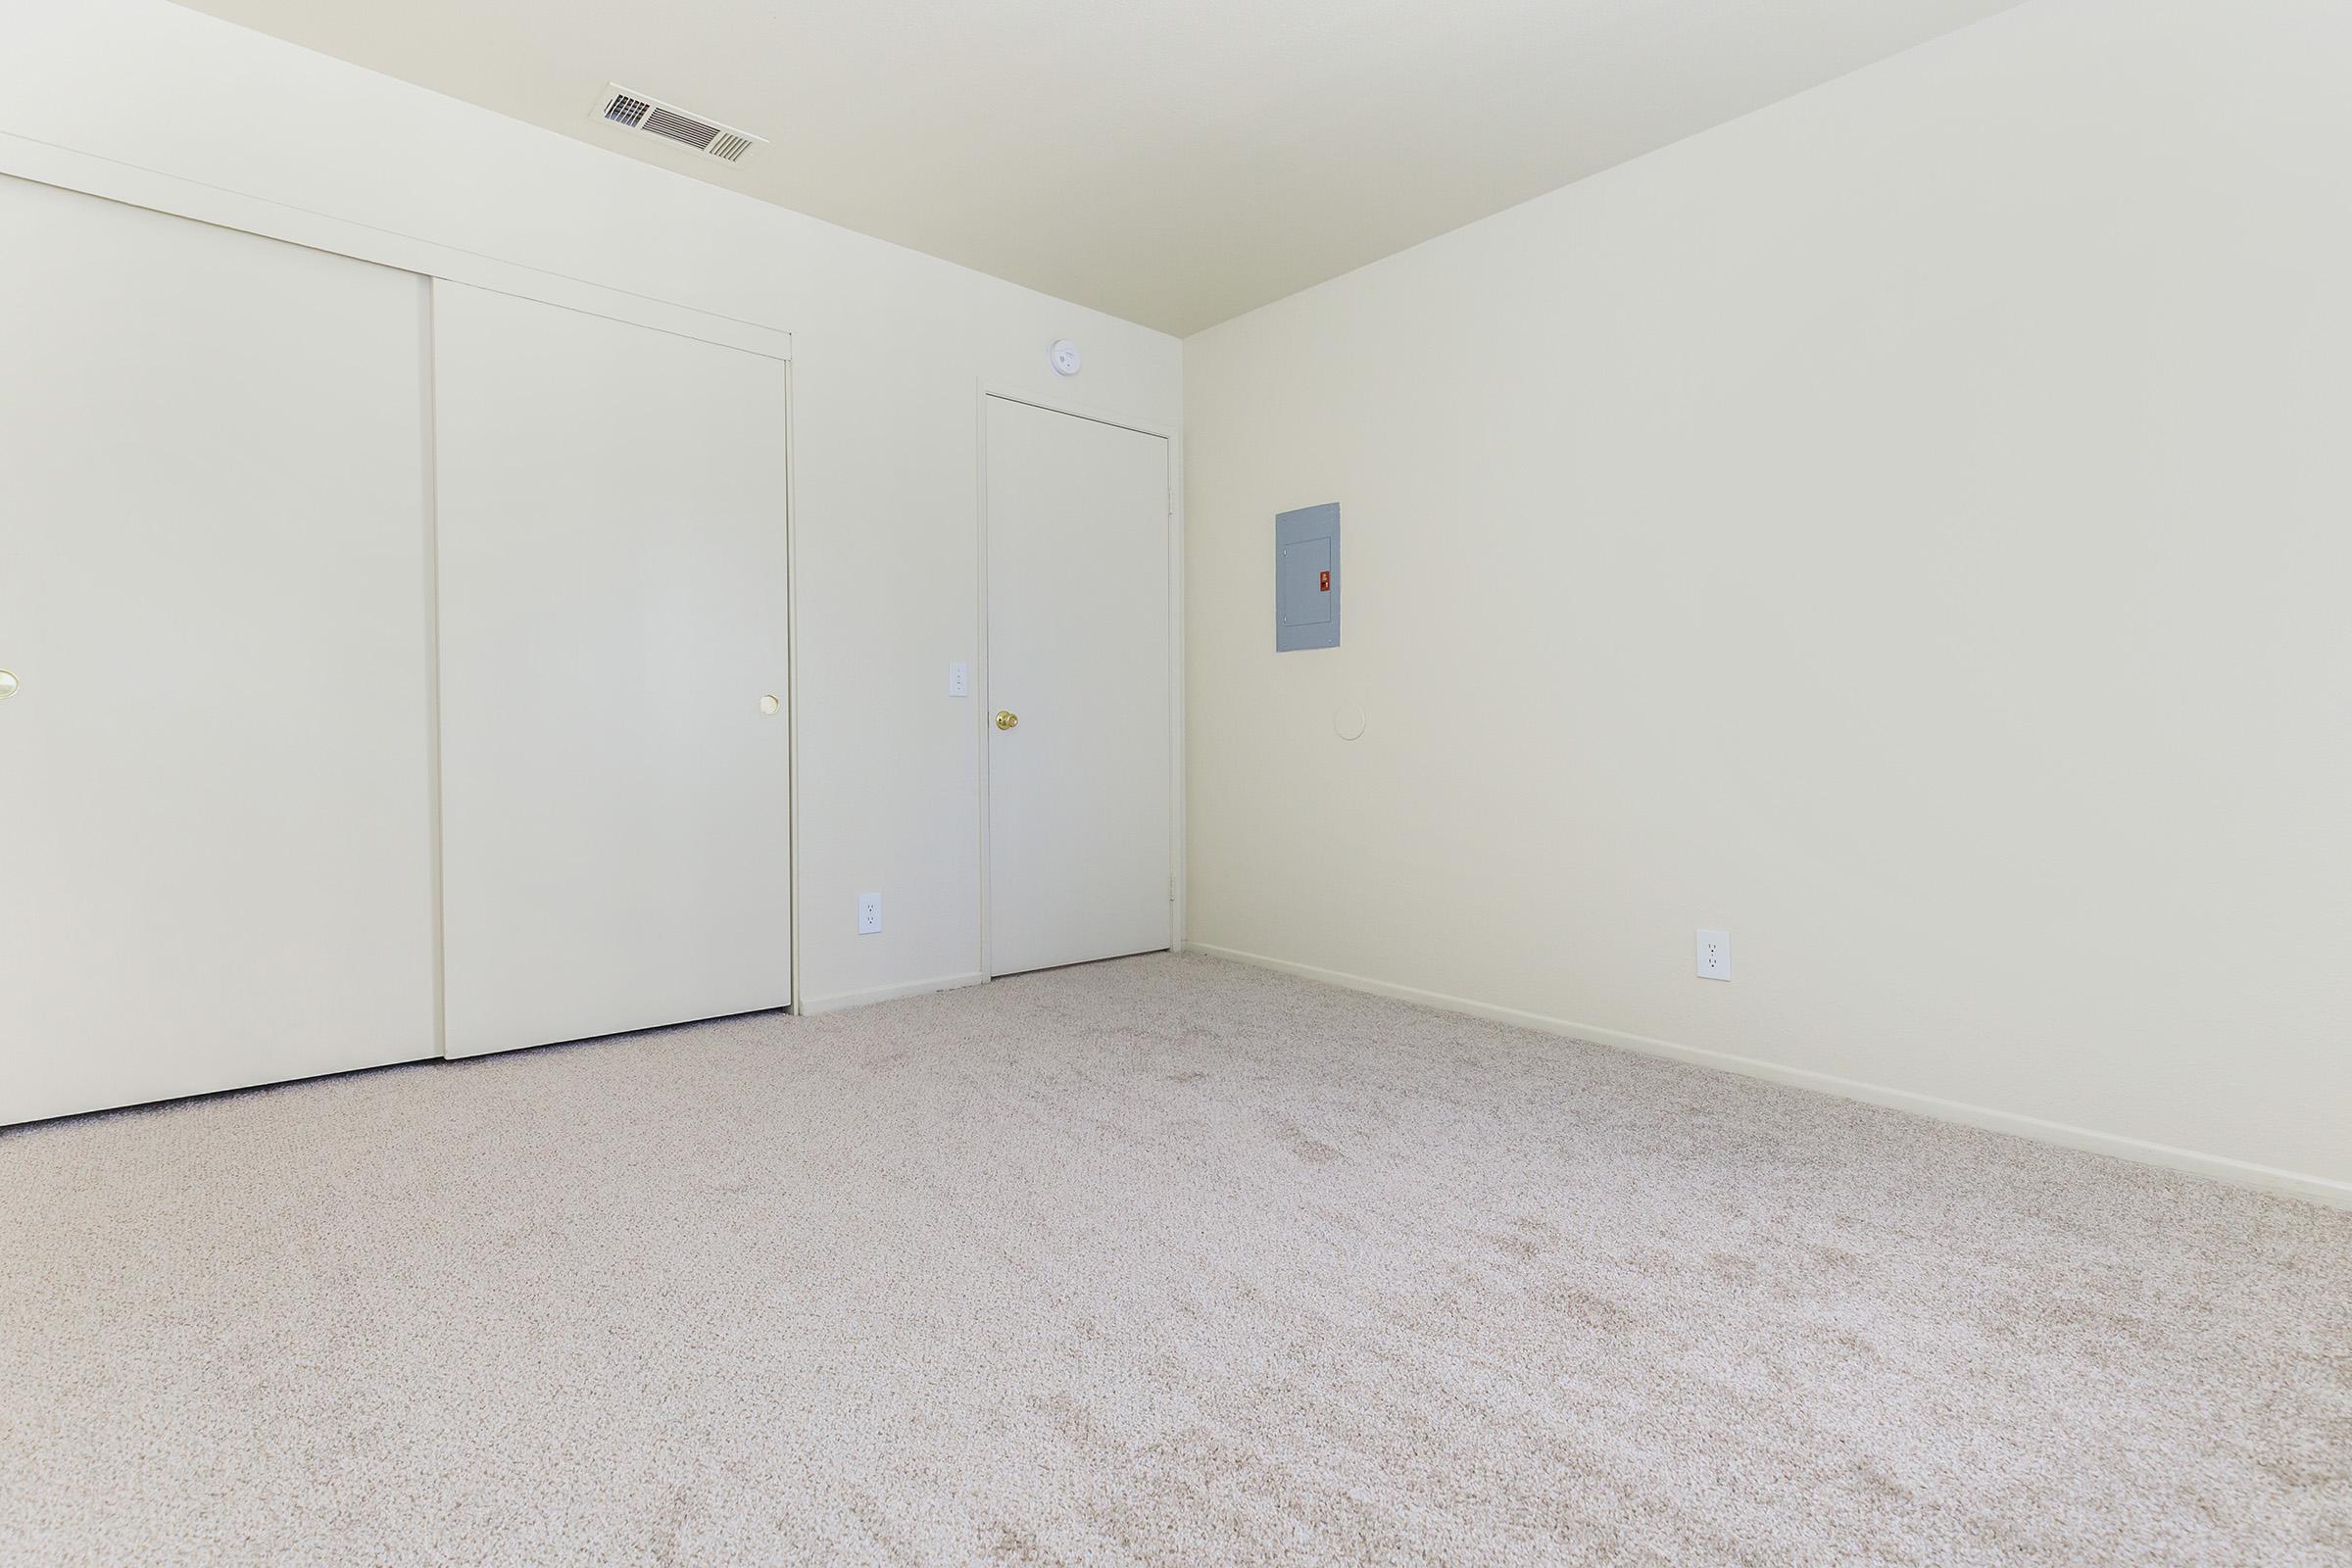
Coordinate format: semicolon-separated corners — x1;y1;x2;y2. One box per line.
1696;928;1731;980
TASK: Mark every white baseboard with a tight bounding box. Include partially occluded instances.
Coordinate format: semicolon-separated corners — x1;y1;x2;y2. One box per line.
796;971;988;1016
1184;942;2352;1210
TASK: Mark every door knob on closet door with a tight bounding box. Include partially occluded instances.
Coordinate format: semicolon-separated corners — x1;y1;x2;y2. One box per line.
0;669;17;701
760;694;780;715
995;710;1019;730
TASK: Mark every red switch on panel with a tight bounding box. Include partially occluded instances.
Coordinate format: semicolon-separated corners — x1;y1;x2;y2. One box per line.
1319;570;1331;592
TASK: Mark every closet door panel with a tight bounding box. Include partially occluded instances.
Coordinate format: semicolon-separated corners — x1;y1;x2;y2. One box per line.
0;175;438;1123
430;281;793;1057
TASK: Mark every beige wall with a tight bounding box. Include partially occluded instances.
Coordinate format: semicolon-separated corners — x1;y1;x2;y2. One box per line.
1185;0;2352;1199
2;0;1182;1012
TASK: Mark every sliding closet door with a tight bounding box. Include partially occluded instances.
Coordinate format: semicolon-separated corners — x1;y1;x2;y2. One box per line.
431;281;793;1057
0;176;438;1124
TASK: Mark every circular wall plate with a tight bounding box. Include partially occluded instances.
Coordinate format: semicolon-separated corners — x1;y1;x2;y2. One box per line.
1049;338;1082;377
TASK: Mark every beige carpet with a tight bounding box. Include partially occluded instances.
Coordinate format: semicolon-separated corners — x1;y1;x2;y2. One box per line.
2;954;2346;1566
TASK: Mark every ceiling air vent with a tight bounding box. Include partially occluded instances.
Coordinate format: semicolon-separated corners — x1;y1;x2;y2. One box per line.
590;84;765;164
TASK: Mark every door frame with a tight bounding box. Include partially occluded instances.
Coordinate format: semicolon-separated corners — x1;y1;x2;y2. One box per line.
973;385;1185;979
0;133;792;363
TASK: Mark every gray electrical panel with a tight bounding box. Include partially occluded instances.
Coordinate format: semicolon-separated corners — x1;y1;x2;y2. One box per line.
1275;502;1341;652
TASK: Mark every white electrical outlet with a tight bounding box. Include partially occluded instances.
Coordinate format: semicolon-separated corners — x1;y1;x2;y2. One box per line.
857;893;882;935
1695;928;1731;980
947;661;968;698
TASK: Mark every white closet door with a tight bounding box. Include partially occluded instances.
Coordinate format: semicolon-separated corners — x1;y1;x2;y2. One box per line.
431;281;793;1057
0;176;438;1124
984;397;1173;975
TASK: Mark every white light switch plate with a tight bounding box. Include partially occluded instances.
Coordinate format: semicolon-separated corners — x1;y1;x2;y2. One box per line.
1695;928;1731;980
858;893;882;935
947;661;968;698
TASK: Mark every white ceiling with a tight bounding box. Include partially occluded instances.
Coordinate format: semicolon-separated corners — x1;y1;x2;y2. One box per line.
173;0;2024;334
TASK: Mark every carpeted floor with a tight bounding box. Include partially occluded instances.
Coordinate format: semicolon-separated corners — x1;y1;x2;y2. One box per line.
2;953;2346;1566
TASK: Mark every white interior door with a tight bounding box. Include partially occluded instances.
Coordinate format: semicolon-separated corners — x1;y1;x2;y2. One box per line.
431;281;793;1057
0;176;438;1123
984;396;1173;976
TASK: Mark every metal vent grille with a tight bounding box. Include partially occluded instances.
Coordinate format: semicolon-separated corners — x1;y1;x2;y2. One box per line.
589;84;765;165
641;106;719;150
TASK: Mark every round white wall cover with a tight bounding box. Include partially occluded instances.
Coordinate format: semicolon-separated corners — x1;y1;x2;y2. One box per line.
1049;338;1082;376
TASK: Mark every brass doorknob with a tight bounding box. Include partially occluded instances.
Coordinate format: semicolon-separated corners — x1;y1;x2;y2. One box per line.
995;710;1019;730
